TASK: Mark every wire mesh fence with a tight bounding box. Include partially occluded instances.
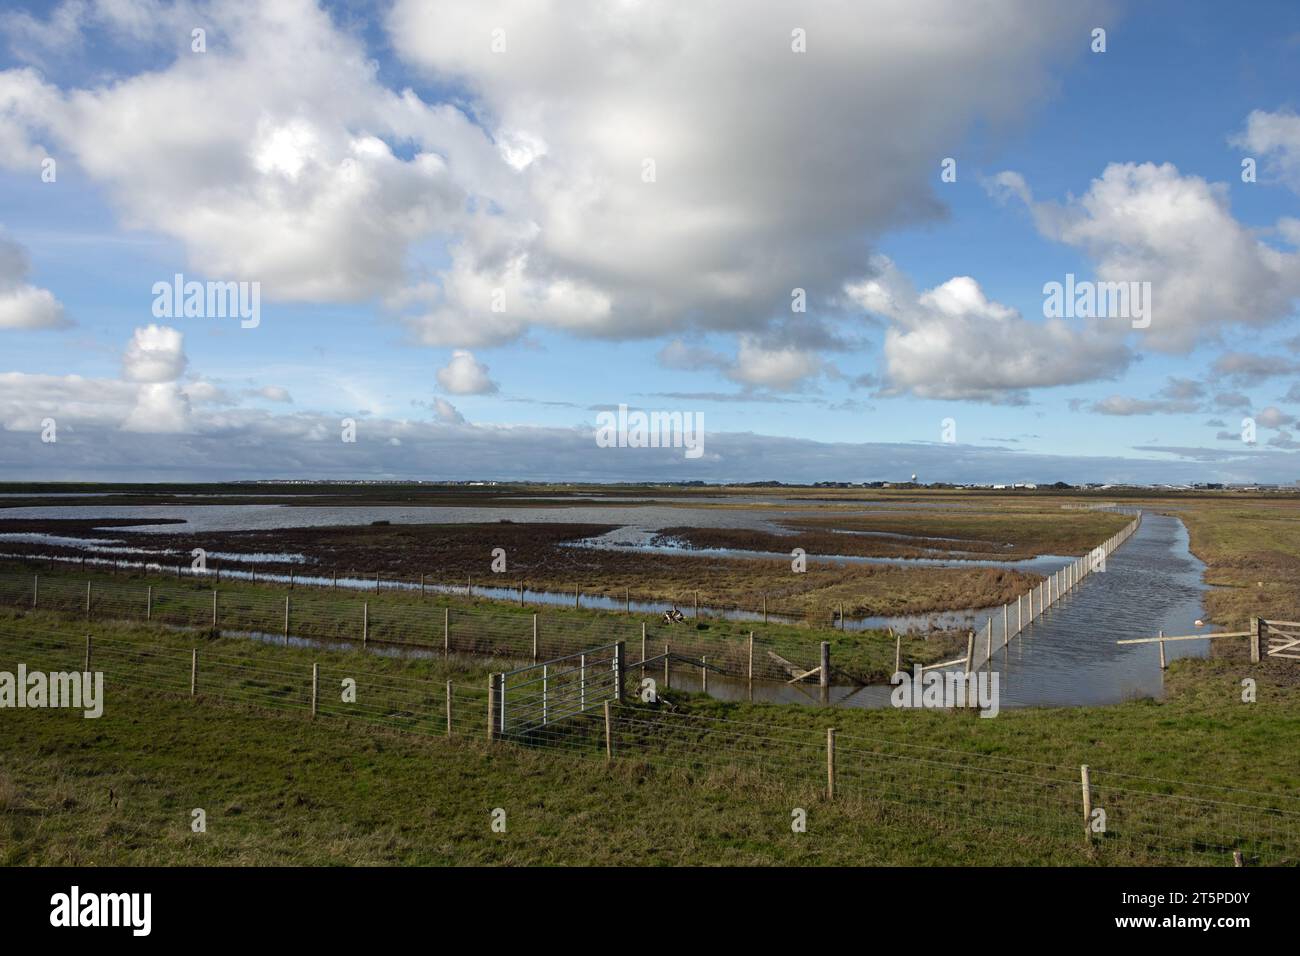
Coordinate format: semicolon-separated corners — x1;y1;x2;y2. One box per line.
2;616;1296;866
0;567;843;681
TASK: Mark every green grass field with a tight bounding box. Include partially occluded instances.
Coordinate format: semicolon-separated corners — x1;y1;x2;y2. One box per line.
1;611;1297;866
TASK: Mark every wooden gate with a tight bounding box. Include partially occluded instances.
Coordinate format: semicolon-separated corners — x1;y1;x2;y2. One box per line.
1264;620;1300;660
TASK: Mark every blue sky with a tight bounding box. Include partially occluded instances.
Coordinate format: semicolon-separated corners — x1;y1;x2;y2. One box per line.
2;0;1300;483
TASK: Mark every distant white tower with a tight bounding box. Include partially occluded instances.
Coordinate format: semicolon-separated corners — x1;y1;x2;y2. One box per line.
910;473;917;482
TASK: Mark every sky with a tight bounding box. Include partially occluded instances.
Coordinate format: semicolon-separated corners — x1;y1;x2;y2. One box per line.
2;0;1300;484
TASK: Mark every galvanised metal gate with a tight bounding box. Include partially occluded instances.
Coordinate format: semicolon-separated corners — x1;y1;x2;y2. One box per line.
491;641;625;737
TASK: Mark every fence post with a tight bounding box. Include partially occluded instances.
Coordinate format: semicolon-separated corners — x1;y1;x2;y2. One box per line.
532;613;538;663
444;607;450;658
894;631;901;676
625;587;630;614
749;632;755;681
1002;604;1009;648
283;596;290;645
542;664;548;725
641;623;647;668
1250;617;1261;664
664;644;671;689
985;619;993;666
311;662;318;717
965;631;974;672
191;648;197;697
487;674;496;741
580;655;586;710
421;573;425;596
604;700;613;761
826;728;836;800
147;585;152;621
363;601;368;647
762;592;767;623
1080;764;1093;843
445;680;453;736
212;590;218;628
85;581;91;616
614;641;625;701
820;641;830;687
701;656;708;693
1158;630;1166;670
84;634;92;672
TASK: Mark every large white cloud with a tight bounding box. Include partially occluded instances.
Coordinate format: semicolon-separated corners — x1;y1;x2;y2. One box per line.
989;161;1300;352
849;258;1130;403
383;0;1104;345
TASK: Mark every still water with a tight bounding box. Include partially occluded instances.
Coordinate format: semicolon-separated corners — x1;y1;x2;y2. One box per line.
665;512;1209;708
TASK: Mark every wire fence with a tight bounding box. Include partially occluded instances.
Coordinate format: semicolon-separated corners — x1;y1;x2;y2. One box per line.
2;618;1296;867
0;566;858;682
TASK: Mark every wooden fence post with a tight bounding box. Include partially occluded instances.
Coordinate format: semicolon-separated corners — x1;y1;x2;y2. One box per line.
311;662;318;717
894;631;901;676
1250;617;1261;664
84;634;92;672
487;674;496;741
1158;630;1166;670
762;592;767;623
964;631;974;672
826;728;836;800
820;641;830;688
190;648;198;697
283;596;290;644
445;680;453;736
701;655;708;693
625;586;630;614
85;581;92;616
363;601;369;647
146;585;152;621
444;607;450;657
212;590;218;628
532;613;538;663
641;623;648;668
748;631;755;680
1080;764;1093;842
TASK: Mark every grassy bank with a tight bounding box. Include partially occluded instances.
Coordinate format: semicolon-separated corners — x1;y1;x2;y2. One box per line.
1;613;1297;866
